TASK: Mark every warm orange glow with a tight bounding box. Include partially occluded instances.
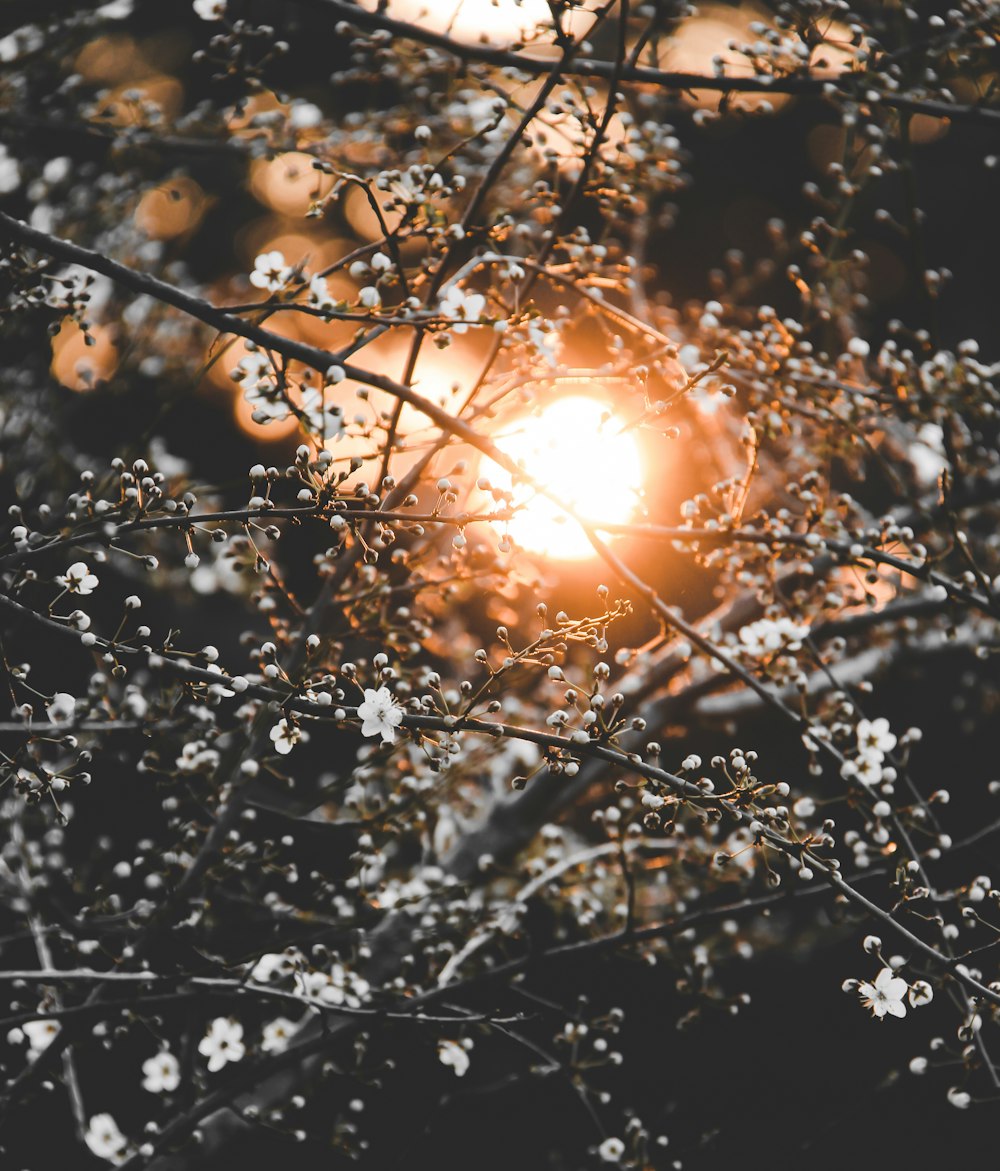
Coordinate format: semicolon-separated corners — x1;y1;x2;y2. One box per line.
200;332;257;394
355;0;598;48
658;5;792;114
75;34;151;85
94;75;184;127
482;396;643;560
341;183;408;242
232;392;300;443
227;93;284;142
808;19;874;78
135;177;207;240
833;562;919;617
907;114;950;146
506;67;627;172
231;225;359;345
316;332;483;481
249;152;334;217
50;321;118;392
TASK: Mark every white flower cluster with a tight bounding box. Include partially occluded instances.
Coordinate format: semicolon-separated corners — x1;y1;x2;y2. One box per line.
245;249;386;323
233;349;345;437
439;284;486;333
842;716;897;788
736;616;810;658
250;949;372;1009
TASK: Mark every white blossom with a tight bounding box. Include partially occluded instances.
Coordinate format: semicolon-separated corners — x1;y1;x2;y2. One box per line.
22;1018;60;1058
854;753;883;788
438;1038;471;1076
57;561;99;595
251;951;300;984
250;251;292;293
300;386;345;440
440;284;487;333
142;1049;180;1093
85;1114;128;1162
235;352;277;392
270;718;301;755
193;0;227;17
198;1017;245;1071
357;685;403;743
857;717;896;759
737;617;809;657
857;967;908;1019
261;1017;298;1053
307;273;336;311
176;739;220;773
598;1136;626;1163
297;964;371;1008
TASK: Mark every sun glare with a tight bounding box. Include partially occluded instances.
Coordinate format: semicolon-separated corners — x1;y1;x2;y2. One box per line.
485;396;642;561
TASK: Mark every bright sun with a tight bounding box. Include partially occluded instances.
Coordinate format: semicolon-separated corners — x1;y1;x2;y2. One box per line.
484;396;643;561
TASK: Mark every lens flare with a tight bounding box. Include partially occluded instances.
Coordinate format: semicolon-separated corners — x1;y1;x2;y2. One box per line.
484;396;642;561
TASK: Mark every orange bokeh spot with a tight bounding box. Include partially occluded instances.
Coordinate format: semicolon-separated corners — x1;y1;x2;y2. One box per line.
232;392;301;444
249;152;334;217
50;321;118;392
354;0;598;48
93;75;184;128
135;177;207;241
75;34;151;85
658;4;793;114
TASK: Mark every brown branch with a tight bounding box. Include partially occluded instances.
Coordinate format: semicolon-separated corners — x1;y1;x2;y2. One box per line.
299;0;1000;125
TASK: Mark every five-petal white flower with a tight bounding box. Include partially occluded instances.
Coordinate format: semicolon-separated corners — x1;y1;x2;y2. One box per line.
357;685;403;743
857;717;896;759
198;1017;245;1072
85;1113;128;1162
250;250;292;293
858;967;908;1019
58;561;99;595
270;719;301;755
142;1049;181;1093
261;1017;298;1053
440;284;486;333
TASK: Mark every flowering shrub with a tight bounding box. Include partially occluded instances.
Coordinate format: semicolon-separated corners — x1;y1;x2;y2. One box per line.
1;1;999;1168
